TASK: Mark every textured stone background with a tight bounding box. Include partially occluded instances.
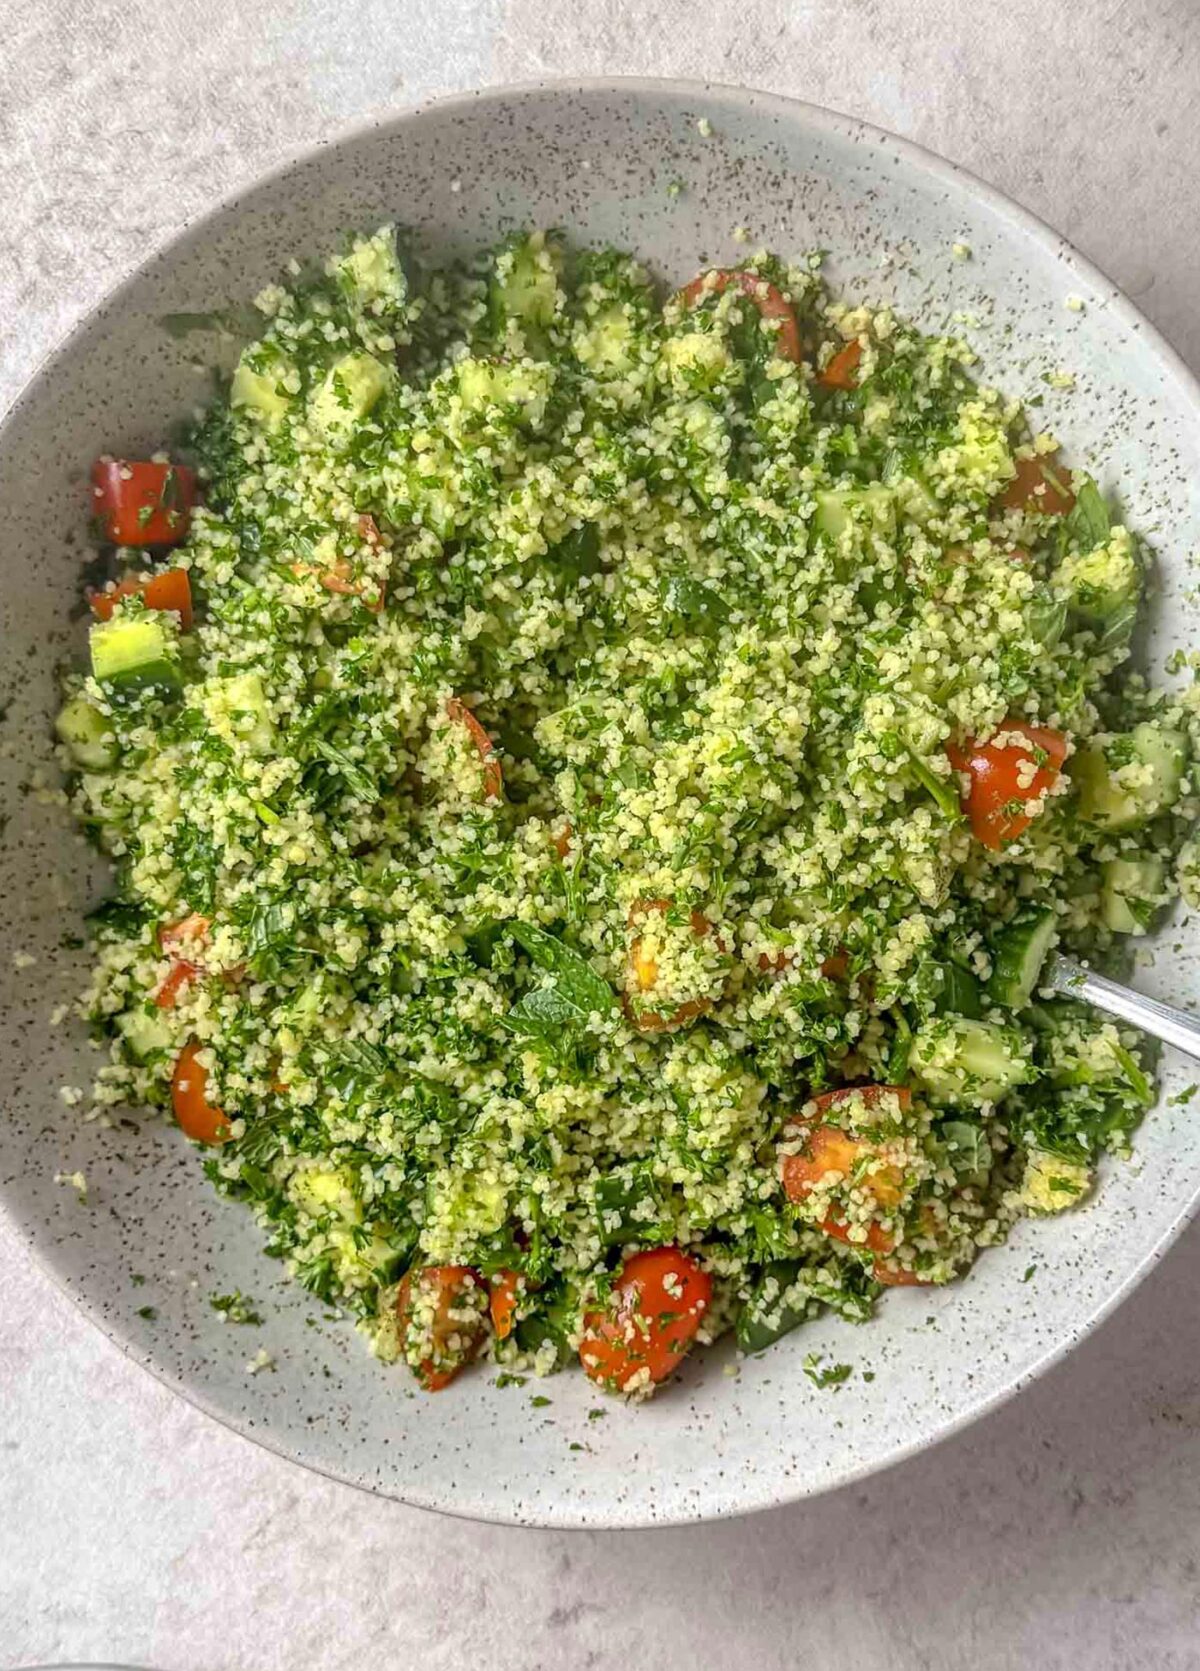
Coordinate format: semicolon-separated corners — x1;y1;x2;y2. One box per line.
3;3;1200;1666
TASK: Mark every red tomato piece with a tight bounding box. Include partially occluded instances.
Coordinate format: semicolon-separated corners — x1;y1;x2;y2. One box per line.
159;913;211;954
289;558;385;614
552;821;573;861
782;1128;905;1217
676;268;803;365
447;697;503;801
580;1246;712;1394
816;339;863;390
810;1085;912;1119
489;1269;522;1341
998;450;1075;515
625;899;719;1033
154;913;212;1007
171;1038;231;1144
154;961;199;1010
395;1264;488;1391
946;722;1069;851
91;459;196;547
89;567;194;632
757;946;850;979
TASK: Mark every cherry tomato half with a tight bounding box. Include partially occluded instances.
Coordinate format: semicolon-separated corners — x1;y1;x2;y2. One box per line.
816;338;862;390
782;1119;905;1215
446;697;503;801
91;459;196;547
998;450;1075;515
580;1245;712;1395
676;268;803;365
171;1038;231;1144
395;1265;488;1391
489;1269;522;1341
946;722;1069;850
625;899;719;1033
88;567;193;632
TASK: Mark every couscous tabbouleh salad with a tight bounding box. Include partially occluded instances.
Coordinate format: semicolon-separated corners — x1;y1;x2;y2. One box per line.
58;226;1199;1399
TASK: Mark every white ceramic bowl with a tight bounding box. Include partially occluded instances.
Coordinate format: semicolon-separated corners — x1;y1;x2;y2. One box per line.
3;79;1199;1528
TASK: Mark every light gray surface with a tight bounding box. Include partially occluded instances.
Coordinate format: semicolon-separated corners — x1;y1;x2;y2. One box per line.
2;0;1200;1662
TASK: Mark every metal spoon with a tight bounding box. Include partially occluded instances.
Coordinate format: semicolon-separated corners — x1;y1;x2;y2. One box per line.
1044;953;1200;1062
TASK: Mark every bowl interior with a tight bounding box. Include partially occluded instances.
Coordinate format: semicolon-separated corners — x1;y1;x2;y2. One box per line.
3;80;1199;1527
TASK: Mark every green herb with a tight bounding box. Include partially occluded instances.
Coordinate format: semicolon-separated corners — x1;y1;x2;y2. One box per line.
159;308;242;338
130;1273;147;1287
1022;1265;1037;1282
310;738;378;804
505;922;616;1050
1063;476;1111;549
136;1305;158;1321
905;743;962;821
549;523;603;586
209;1290;263;1325
530;1394;553;1408
802;1352;853;1389
660;573;726;634
1169;1083;1199;1106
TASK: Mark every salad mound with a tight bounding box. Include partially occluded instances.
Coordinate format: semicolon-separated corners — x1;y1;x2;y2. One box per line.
59;226;1197;1398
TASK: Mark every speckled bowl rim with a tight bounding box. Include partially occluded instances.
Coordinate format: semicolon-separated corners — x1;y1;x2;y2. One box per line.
4;76;1200;1529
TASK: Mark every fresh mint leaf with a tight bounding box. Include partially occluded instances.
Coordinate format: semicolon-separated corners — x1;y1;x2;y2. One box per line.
508;922;615;1016
1063;476;1110;551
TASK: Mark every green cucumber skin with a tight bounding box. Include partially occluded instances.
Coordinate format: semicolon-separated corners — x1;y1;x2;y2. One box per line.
987;909;1057;1008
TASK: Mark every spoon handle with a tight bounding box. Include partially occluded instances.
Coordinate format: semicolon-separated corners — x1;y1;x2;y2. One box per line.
1045;953;1200;1063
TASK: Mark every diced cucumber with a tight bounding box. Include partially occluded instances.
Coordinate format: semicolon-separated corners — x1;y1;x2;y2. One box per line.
736;1260;814;1354
489;231;562;332
456;358;551;428
890;471;940;526
89;615;180;696
308;351;393;443
931;406;1013;501
117;1006;172;1062
1072;723;1188;831
574;305;636;373
203;670;273;755
937;960;983;1019
231;347;295;427
1132;722;1189;808
910;1016;1035;1108
661;330;731;392
55;695;117;770
331;229;407;312
814;486;895;543
1101;855;1165;935
1058;525;1140;626
1020;1150;1092;1214
986;907;1057;1008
